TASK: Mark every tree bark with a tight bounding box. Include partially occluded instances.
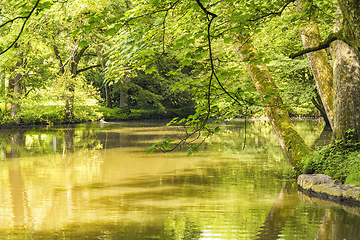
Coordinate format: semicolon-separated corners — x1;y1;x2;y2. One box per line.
330;6;360;141
8;45;25;124
337;0;360;59
96;46;112;108
119;89;128;108
234;36;312;168
295;1;334;130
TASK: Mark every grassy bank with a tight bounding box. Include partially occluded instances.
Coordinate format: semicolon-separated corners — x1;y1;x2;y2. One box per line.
300;130;360;187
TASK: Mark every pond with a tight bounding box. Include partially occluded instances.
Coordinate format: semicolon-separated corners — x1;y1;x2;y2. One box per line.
0;119;359;239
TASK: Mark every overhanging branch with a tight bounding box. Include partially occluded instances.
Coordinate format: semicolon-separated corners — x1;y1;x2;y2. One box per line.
289;33;338;59
0;0;40;55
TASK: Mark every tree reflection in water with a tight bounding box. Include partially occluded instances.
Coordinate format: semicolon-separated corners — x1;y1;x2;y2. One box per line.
0;120;359;239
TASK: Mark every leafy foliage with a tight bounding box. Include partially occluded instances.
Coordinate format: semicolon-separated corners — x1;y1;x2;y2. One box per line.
302;129;360;186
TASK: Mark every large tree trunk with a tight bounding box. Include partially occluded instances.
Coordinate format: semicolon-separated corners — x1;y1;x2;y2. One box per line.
295;1;334;130
337;0;360;59
331;7;360;141
234;37;312;168
332;41;360;141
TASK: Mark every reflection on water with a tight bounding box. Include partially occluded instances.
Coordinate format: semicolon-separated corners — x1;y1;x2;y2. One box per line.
0;119;359;239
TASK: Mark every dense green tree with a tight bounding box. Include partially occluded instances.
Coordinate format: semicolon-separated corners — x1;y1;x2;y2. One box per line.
1;0;360;167
105;0;359;166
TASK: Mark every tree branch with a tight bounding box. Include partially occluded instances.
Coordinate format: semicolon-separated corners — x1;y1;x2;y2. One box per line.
248;0;294;22
77;64;102;74
0;0;41;55
27;73;47;81
195;0;218;18
289;33;338;59
53;45;65;74
0;16;27;28
74;46;89;64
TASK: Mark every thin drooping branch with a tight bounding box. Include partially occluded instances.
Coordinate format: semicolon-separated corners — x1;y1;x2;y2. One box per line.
195;0;218;18
0;0;41;55
289;33;338;59
125;0;182;25
0;16;28;28
248;0;294;22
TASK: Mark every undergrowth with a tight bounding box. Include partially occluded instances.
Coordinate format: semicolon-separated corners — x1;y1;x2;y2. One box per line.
301;129;360;187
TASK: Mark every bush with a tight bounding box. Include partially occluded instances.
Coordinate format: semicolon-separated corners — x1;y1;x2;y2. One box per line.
0;104;103;126
301;130;360;186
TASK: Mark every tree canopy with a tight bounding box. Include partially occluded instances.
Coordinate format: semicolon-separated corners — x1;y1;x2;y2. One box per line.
1;0;360;167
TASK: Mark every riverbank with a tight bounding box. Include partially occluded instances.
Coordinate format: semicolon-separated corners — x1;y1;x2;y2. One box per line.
0;105;195;127
298;174;360;206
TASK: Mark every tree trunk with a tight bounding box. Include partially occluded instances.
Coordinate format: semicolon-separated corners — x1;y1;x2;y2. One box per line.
96;46;112;108
119;72;129;108
8;46;25;124
331;7;360;141
11;78;21;120
105;84;112;108
337;0;360;59
295;1;334;130
119;89;128;108
54;42;89;122
234;37;312;168
311;89;331;127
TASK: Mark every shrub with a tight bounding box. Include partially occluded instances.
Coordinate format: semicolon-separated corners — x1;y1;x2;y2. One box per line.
301;130;360;186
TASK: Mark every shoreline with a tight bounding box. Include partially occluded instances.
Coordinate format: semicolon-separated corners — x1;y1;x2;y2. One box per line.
297;174;360;207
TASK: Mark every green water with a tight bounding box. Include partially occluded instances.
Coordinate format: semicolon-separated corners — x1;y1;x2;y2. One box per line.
0;119;359;239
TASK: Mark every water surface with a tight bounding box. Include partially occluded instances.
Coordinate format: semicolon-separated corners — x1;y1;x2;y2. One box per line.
0;119;359;239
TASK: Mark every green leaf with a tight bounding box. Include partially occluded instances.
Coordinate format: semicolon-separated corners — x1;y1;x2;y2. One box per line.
145;67;156;74
173;43;182;50
20;11;30;17
78;41;88;48
224;37;233;44
105;28;116;36
264;58;272;64
182;59;191;66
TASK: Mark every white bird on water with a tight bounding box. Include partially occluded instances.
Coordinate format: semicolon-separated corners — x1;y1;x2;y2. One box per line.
100;119;107;124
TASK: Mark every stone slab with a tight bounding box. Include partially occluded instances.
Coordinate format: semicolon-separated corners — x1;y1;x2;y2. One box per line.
297;174;360;206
